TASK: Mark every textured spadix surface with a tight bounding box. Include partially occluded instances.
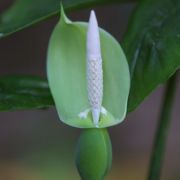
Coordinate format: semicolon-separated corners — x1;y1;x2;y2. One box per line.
47;8;130;128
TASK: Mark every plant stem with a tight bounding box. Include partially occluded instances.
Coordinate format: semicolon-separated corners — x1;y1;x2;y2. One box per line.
147;73;178;180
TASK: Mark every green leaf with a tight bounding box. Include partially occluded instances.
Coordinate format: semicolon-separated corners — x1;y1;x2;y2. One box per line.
0;0;134;38
122;0;180;112
0;75;54;111
47;8;130;128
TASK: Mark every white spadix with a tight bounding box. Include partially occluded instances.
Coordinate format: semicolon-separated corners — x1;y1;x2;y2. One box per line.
86;10;103;127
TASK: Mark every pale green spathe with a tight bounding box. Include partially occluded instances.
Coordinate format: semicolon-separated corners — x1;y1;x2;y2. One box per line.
47;7;130;128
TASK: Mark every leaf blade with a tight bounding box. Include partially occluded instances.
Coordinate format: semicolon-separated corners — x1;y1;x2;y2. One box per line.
0;75;54;111
122;0;180;112
0;0;134;38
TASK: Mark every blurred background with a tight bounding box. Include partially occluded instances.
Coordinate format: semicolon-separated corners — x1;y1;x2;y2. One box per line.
0;1;180;180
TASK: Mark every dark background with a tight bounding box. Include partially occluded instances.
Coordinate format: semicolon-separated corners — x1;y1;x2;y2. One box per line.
0;1;180;180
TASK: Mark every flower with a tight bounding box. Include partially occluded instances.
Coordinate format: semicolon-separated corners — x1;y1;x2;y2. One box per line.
47;6;130;128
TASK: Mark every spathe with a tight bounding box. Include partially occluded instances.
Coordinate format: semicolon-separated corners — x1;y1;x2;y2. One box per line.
47;6;130;128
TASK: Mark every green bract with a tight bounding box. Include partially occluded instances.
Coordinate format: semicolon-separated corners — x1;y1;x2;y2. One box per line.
47;7;130;128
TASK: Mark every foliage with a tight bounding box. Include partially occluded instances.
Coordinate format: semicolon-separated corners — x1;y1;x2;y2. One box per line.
0;75;53;111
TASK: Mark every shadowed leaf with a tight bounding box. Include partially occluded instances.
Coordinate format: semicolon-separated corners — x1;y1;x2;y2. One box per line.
0;75;53;111
0;0;135;38
123;0;180;112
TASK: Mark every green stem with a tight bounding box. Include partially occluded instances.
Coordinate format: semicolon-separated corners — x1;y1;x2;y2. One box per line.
147;73;178;180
